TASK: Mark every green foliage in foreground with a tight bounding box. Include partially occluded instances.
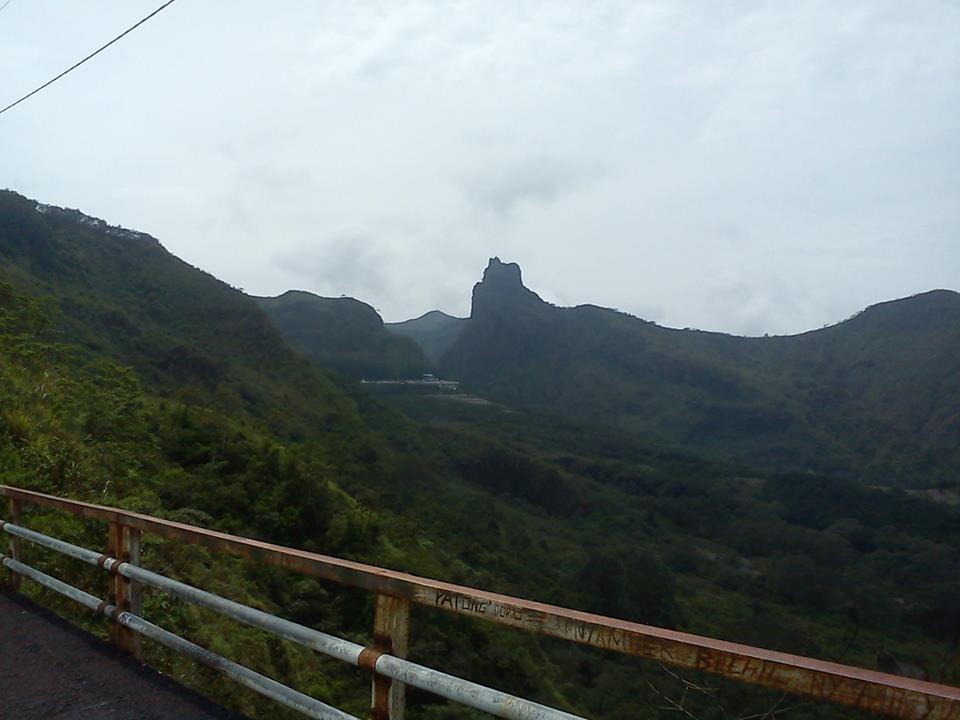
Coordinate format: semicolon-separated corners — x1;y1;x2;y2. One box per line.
0;280;378;717
378;388;960;696
2;278;959;720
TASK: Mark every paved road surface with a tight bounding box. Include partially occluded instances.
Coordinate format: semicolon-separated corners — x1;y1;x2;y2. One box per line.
0;591;247;719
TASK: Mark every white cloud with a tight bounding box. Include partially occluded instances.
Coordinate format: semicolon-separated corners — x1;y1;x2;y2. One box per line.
1;0;957;334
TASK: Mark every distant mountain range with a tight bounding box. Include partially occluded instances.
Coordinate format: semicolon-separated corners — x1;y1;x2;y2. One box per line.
386;310;466;364
3;184;954;487
386;258;960;485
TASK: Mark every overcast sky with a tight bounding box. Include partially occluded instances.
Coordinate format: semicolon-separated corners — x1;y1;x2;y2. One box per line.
2;1;957;335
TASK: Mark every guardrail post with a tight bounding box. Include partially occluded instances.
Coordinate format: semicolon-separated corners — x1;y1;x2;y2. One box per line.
6;498;22;590
126;526;143;660
372;594;410;720
108;521;140;656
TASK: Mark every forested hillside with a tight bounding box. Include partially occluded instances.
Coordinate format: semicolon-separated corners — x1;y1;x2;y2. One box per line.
430;258;960;486
2;192;958;719
256;290;431;379
0;191;383;443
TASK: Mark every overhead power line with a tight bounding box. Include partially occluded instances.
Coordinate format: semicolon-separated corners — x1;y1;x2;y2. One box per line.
0;0;16;16
0;0;179;117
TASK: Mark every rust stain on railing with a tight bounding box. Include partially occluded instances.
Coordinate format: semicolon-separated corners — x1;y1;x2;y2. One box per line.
3;484;959;720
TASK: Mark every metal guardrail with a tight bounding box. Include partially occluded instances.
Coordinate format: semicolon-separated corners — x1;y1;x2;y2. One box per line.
0;521;581;720
2;484;960;720
2;554;356;720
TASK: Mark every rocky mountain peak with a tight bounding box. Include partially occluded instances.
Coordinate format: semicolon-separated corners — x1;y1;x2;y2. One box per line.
482;257;524;287
470;257;545;319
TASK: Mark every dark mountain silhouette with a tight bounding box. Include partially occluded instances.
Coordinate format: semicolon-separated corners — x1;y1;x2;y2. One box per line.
417;258;960;484
256;290;430;379
386;310;466;365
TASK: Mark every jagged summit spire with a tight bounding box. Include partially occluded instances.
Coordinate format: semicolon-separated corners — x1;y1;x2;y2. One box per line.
482;257;524;287
470;257;543;318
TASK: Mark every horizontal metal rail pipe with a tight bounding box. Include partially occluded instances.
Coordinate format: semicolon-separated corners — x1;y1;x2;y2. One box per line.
4;485;960;720
2;521;103;564
2;552;105;613
0;555;358;720
371;654;576;720
2;521;586;720
117;611;358;720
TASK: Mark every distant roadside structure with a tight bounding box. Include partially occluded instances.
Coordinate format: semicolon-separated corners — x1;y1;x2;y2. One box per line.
361;374;460;390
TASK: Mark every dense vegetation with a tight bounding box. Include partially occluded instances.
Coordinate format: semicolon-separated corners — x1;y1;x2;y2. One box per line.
422;258;960;486
1;192;958;719
256;290;431;379
380;387;960;653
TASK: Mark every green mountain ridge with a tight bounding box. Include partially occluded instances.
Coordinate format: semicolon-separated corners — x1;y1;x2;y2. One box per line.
386;309;466;364
420;258;960;485
0;190;371;440
255;290;431;379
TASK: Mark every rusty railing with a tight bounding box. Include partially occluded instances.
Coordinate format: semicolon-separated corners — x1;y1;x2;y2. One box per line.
2;484;959;720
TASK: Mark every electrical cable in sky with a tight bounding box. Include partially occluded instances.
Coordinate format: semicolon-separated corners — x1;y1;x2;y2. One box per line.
0;0;179;117
0;0;16;15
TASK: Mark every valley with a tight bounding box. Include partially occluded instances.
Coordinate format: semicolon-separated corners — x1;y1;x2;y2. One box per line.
1;190;958;720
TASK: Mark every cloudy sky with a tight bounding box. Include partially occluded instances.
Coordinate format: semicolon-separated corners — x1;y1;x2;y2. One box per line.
1;1;957;335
